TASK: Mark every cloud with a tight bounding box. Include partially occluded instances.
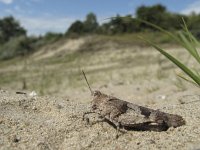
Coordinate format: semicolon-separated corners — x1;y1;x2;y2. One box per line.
181;1;200;14
1;4;76;36
0;0;13;4
17;16;75;35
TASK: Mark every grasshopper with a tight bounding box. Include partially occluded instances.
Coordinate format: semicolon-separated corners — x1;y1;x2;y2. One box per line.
82;70;185;132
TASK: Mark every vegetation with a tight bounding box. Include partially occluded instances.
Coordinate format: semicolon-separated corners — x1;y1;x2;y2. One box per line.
66;4;189;35
1;4;200;60
0;16;26;44
141;19;200;87
67;12;98;36
0;17;63;60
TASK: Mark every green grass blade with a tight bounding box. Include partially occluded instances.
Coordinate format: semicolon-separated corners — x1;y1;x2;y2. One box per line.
194;69;200;78
182;18;200;46
140;36;200;86
139;19;200;64
189;33;200;46
182;18;194;43
177;74;199;87
137;19;182;44
178;32;200;64
181;18;200;64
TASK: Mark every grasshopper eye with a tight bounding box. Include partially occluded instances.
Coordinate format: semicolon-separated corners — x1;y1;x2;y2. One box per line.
93;91;101;97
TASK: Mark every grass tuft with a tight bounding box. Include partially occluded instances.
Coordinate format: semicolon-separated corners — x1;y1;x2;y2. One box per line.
140;19;200;87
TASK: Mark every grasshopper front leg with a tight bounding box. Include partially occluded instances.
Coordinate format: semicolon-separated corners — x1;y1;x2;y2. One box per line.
83;111;106;126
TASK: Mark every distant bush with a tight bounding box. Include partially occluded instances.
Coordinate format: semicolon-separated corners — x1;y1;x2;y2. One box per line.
84;13;99;33
67;21;85;35
0;36;25;60
66;12;98;35
43;32;63;42
0;36;38;60
0;16;26;44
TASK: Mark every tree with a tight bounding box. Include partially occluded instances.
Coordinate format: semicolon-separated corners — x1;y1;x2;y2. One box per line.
67;12;98;35
67;20;85;35
109;15;124;34
0;16;26;43
99;15;140;34
136;4;168;30
84;12;98;33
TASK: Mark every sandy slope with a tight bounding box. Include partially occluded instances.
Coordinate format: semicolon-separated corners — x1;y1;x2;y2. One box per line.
33;38;85;61
0;87;200;150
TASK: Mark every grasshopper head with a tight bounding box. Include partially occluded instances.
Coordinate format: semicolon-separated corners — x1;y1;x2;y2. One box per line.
91;90;102;110
92;90;102;97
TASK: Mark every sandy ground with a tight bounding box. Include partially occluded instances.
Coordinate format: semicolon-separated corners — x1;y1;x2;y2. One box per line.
0;86;200;150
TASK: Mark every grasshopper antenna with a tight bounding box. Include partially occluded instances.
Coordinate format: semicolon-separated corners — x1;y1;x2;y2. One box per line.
82;70;93;94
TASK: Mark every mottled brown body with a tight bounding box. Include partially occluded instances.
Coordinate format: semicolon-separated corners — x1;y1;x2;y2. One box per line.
84;90;185;131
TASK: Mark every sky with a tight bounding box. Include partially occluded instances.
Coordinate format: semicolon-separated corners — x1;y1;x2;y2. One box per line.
0;0;200;35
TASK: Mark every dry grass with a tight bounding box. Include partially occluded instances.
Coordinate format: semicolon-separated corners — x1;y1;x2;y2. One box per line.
0;36;198;97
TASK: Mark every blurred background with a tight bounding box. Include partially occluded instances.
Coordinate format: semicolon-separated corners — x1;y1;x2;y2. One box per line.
0;0;199;101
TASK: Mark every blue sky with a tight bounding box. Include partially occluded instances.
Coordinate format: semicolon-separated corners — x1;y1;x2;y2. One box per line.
0;0;200;35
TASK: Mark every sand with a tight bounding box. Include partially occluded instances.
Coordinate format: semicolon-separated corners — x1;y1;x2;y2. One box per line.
0;87;200;150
